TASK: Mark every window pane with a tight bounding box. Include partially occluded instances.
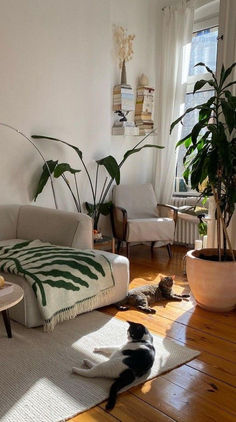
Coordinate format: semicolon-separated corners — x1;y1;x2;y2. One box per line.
176;90;214;190
188;27;218;76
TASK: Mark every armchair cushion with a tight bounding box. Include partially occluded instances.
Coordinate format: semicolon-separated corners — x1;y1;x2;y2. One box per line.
127;218;175;242
113;183;158;219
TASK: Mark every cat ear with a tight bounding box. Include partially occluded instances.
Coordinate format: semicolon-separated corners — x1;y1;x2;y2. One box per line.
127;320;135;326
172;275;175;280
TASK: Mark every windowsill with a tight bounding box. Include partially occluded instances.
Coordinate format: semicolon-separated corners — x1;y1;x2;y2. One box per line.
172;192;200;198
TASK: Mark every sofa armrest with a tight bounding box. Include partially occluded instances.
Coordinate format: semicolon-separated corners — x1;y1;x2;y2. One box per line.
111;205;128;241
72;213;93;249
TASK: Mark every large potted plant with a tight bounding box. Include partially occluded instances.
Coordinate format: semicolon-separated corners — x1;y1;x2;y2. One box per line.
171;62;236;312
31;130;162;230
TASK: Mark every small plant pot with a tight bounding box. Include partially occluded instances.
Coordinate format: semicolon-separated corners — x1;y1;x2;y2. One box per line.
186;248;236;312
93;230;103;240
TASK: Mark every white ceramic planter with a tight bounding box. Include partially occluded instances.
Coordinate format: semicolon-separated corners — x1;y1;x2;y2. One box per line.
186;248;236;312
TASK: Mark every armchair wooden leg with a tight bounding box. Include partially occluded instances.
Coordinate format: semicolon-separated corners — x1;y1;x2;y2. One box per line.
126;242;130;258
166;244;172;258
117;240;122;254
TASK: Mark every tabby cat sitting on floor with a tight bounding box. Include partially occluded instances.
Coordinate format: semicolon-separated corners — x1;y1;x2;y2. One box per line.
116;276;190;314
72;321;155;411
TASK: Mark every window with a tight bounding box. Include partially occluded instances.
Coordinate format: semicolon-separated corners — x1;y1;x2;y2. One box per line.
174;26;218;195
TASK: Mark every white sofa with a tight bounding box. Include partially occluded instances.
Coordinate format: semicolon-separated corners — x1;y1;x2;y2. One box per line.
0;205;129;328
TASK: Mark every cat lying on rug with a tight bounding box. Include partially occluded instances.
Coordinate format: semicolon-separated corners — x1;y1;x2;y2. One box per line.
116;276;190;314
72;321;155;410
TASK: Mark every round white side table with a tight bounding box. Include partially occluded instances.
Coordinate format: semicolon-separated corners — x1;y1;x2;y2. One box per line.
0;283;24;338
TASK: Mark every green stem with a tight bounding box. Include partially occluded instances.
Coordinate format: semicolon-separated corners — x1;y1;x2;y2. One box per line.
94;164;99;205
0;123;58;209
94;176;108;228
80;157;96;205
74;174;81;212
62;174;80;212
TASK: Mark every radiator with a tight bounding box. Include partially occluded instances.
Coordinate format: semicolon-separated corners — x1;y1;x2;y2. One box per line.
171;197;201;247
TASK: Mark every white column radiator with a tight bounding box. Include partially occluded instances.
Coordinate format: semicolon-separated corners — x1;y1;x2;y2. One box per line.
171;197;201;247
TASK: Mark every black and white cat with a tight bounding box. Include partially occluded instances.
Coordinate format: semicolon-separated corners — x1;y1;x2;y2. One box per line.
72;321;155;410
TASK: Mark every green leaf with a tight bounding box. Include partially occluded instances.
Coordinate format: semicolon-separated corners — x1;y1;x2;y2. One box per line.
98;201;113;216
96;155;120;184
31;135;83;160
224;91;236;107
183;167;190;184
199;107;211;122
223;81;236;90
190;151;209;188
193;79;211;94
198;221;207;236
170;105;206;134
202;196;208;206
34;160;58;201
194;62;217;84
191;119;208;144
206;149;218;182
221;99;235;133
170;115;184;133
85;201;113;217
85;202;95;217
197;138;204;151
185;137;192;148
123;144;164;161
220;64;225;87
53;163;81;178
220;62;236;87
183;145;195;164
176;133;192;148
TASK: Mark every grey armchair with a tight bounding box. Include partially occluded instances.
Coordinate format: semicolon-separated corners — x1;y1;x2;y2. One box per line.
111;184;178;257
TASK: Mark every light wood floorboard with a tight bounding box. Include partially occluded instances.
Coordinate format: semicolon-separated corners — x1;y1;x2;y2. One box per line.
69;245;236;422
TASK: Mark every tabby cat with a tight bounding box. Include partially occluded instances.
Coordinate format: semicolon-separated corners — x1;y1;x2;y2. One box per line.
72;321;155;410
116;276;190;313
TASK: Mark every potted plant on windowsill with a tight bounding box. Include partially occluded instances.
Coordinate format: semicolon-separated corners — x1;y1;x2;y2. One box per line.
170;62;236;312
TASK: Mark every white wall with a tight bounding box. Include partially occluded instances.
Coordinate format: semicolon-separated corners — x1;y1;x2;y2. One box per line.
0;0;161;232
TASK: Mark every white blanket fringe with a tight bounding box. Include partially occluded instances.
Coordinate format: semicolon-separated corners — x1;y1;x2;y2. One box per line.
44;287;113;332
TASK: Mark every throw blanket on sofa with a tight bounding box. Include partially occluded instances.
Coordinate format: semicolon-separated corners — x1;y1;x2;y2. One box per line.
0;240;115;331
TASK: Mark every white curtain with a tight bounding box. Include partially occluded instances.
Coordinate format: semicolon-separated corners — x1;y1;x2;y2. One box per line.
154;0;195;204
207;0;236;249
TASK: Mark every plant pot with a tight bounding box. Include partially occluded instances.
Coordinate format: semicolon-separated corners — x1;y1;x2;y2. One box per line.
186;248;236;312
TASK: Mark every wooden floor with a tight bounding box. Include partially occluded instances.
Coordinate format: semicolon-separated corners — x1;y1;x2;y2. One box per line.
70;244;236;422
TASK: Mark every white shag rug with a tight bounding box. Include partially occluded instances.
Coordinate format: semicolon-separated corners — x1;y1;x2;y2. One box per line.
0;311;200;422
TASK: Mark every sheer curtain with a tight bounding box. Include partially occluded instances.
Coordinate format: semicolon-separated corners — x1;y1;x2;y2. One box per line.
154;0;195;204
207;0;236;249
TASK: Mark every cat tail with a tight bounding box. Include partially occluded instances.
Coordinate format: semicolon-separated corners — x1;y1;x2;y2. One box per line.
106;368;135;410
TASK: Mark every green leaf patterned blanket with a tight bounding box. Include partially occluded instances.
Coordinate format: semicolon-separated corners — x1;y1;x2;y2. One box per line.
0;240;115;331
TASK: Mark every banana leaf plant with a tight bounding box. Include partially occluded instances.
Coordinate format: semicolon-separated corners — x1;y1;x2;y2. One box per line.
32;130;163;229
170;62;236;262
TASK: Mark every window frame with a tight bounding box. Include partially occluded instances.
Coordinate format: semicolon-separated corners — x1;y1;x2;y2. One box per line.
173;20;219;198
